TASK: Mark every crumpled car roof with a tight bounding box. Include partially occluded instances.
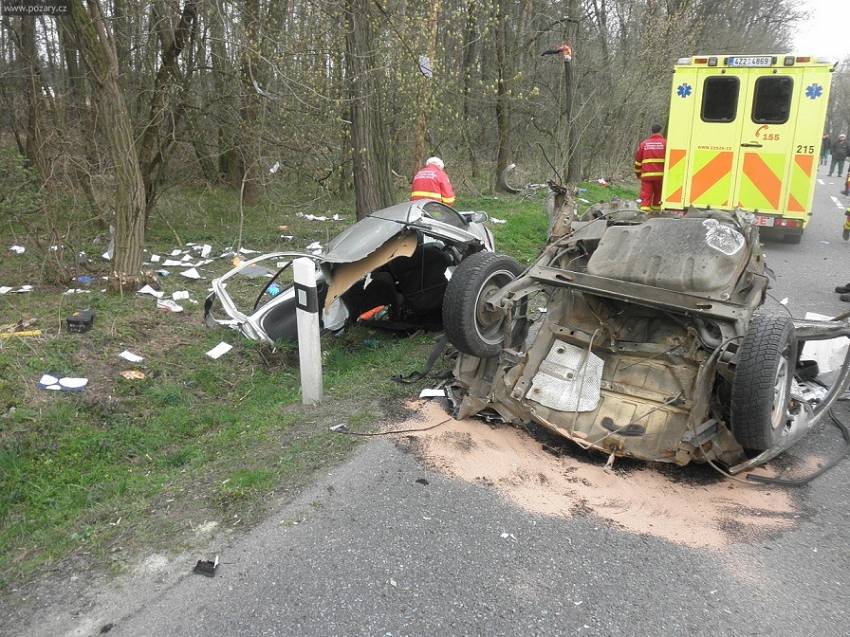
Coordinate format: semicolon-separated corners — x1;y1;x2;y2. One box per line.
324;202;420;263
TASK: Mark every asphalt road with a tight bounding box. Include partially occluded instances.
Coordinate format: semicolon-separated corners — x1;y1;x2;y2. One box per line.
15;175;850;637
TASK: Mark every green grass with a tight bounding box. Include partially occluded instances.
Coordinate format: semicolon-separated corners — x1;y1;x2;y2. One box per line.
0;177;636;589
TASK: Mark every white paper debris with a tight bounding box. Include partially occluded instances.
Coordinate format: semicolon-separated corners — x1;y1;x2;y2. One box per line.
490;217;507;224
332;214;342;221
239;247;260;255
181;254;192;262
180;267;202;280
59;377;88;390
172;290;190;301
280;235;294;240
10;245;25;254
63;289;92;295
780;297;789;305
200;244;212;258
14;285;33;293
161;259;183;267
0;286;13;294
137;284;164;299
169;249;182;256
157;299;184;313
269;161;281;174
150;254;161;263
419;388;446;398
119;350;144;363
306;242;323;254
206;342;233;360
39;374;59;386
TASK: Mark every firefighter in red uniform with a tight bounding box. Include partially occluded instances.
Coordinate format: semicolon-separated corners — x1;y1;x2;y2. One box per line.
410;157;456;205
634;124;666;213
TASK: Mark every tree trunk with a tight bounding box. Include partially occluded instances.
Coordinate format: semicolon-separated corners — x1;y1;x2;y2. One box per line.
18;17;49;178
563;0;580;184
493;0;512;192
137;0;198;217
239;0;262;205
461;0;479;178
68;0;146;291
345;0;394;219
411;0;440;177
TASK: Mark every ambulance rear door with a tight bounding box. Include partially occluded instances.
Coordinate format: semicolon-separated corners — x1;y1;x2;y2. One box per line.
731;63;803;218
682;67;750;210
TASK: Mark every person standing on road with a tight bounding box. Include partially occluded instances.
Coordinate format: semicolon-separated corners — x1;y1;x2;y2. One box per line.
829;134;849;177
821;132;831;167
634;124;667;213
410;157;456;206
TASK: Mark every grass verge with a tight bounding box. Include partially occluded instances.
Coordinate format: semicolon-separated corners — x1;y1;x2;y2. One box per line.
0;178;636;589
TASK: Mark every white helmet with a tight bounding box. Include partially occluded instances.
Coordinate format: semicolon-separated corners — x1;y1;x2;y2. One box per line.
425;156;444;170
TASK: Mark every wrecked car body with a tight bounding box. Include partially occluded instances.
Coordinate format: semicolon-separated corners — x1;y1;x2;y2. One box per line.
205;200;494;344
443;200;850;472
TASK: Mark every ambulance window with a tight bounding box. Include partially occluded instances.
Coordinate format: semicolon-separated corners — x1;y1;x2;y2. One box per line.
701;77;739;123
752;76;793;124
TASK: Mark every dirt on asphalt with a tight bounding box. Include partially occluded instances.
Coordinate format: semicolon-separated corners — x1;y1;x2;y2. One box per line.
396;400;803;549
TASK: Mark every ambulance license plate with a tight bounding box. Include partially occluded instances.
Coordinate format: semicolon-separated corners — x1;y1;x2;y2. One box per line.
727;56;773;68
754;215;774;227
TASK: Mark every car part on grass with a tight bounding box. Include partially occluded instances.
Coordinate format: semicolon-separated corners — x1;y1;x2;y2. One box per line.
444;193;850;473
204;200;496;345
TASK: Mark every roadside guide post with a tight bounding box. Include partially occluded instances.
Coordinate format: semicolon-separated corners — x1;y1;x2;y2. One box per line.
293;257;323;405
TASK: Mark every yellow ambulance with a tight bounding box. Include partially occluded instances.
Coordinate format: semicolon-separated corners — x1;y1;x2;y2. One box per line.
662;54;834;243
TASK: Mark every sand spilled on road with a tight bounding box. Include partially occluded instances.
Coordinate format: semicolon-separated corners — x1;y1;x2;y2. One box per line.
395;401;800;549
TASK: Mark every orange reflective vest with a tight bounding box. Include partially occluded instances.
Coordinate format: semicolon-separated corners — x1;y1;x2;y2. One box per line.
634;134;667;182
410;165;456;205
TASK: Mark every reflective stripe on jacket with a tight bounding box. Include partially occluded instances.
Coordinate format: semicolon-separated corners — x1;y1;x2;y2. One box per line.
634;133;667;182
410;165;456;205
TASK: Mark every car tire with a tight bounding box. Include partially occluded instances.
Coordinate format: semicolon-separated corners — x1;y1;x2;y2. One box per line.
730;313;797;451
442;252;524;358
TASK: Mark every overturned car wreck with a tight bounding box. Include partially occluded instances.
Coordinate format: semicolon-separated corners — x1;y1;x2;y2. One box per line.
443;201;850;473
205;200;494;343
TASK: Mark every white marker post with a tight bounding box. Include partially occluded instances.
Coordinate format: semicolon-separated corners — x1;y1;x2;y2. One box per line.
293;257;323;405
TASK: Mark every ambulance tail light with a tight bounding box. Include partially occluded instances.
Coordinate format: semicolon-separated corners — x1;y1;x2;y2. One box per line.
775;218;802;229
795;56;811;63
693;57;708;64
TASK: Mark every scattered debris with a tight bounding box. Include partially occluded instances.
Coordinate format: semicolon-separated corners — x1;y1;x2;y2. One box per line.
172;290;190;301
179;267;202;280
199;244;212;258
150;254;161;263
162;259;185;267
206;342;233;360
66;309;95;333
192;555;219;577
155;269;170;277
76;275;94;286
305;241;323;255
9;245;25;254
0;330;41;339
38;374;88;392
119;350;144;363
0;285;33;294
269;161;281;174
63;288;92;295
120;370;146;380
156;299;184;313
419;388;446;398
169;249;182;256
330;423;349;433
415;478;429;485
490;217;507;224
137;284;164;299
238;247;260;255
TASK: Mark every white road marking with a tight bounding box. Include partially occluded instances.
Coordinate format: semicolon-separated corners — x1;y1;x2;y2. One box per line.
818;179;825;185
830;195;845;209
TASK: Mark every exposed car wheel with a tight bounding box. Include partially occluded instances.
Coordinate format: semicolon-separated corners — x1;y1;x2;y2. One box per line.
442;252;524;358
730;313;797;451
